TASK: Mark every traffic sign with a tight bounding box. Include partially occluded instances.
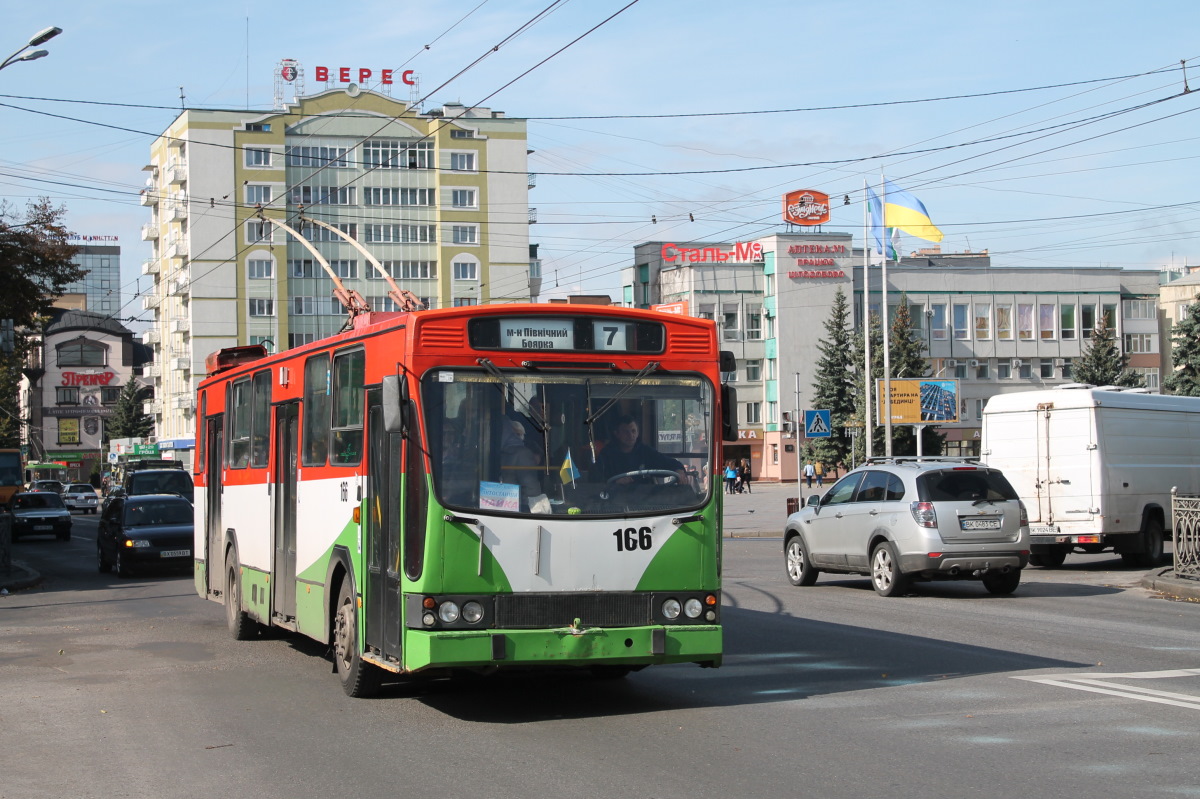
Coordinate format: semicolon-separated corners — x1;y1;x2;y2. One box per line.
804;409;832;438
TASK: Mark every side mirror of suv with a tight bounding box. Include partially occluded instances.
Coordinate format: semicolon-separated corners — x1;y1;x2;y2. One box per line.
807;494;821;507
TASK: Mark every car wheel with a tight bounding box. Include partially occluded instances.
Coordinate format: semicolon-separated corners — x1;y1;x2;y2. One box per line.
1137;516;1165;568
333;579;382;698
982;569;1021;595
97;542;111;573
785;535;819;586
870;542;909;597
225;554;258;641
116;549;132;578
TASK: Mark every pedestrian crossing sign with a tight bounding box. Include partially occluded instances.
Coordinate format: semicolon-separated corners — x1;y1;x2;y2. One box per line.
804;409;832;438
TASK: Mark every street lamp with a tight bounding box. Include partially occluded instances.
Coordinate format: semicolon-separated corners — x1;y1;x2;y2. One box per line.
0;26;62;73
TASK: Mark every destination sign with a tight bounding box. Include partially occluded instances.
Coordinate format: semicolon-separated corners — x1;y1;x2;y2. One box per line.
469;316;664;354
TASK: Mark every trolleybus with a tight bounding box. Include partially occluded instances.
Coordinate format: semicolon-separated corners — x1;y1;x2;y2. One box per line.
196;303;733;696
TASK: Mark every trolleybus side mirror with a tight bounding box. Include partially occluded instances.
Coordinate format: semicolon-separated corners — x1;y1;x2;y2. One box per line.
719;350;736;377
381;375;409;434
721;383;737;442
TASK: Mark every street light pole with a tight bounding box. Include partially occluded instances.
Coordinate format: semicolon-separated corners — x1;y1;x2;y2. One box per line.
0;26;62;73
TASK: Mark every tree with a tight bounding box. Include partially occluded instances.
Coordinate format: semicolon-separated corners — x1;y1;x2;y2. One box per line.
0;199;82;449
1164;294;1200;396
809;289;857;469
1073;311;1144;388
106;380;154;440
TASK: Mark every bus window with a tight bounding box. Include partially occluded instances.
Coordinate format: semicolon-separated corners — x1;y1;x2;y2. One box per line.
251;370;271;468
331;349;364;466
303;354;331;466
195;391;206;473
228;378;252;468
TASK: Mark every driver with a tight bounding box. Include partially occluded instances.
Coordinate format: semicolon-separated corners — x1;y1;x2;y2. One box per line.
593;414;687;486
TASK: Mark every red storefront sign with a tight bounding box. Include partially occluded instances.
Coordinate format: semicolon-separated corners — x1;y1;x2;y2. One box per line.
60;371;116;386
314;67;416;86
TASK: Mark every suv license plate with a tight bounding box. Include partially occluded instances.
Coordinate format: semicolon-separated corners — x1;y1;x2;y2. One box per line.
160;549;190;558
960;518;1001;531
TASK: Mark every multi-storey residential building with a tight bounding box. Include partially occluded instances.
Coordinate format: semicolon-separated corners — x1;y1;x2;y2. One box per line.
140;88;533;460
625;235;1163;481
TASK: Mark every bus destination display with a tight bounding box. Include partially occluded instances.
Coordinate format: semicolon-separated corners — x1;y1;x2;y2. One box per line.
469;316;664;354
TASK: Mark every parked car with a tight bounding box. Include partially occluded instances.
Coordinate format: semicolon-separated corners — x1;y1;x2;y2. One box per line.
28;479;65;494
63;483;99;514
10;491;73;541
97;493;194;578
783;457;1029;597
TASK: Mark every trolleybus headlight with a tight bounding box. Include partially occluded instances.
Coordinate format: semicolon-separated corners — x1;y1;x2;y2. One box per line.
422;612;436;626
705;610;716;622
438;601;461;624
661;598;681;620
462;601;484;624
684;598;703;618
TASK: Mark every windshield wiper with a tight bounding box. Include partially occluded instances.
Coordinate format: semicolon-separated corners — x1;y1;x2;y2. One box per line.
583;362;660;427
477;358;547;432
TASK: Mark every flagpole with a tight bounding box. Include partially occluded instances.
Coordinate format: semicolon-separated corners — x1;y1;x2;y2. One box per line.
862;178;873;460
881;174;893;457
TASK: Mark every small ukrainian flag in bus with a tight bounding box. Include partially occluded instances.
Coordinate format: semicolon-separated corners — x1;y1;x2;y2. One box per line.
559;447;580;485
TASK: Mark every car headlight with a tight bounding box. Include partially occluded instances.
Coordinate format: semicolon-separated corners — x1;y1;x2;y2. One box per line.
684;598;703;618
462;601;484;624
661;598;681;620
438;601;460;624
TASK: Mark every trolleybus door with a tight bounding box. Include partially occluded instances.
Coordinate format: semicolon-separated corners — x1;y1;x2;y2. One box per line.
273;403;300;621
365;390;404;662
204;416;224;596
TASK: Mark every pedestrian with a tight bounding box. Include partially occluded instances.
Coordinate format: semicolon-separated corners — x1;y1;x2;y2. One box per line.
739;459;752;494
814;460;825;487
723;461;738;494
803;460;815;488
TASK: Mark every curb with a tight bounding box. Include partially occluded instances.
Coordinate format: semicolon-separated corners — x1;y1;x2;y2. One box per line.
1140;567;1200;602
0;561;43;593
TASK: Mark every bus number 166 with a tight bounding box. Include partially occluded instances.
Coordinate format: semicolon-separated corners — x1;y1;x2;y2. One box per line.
613;527;652;552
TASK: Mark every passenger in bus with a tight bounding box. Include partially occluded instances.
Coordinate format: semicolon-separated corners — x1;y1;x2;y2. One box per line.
500;419;547;511
593;414;687;486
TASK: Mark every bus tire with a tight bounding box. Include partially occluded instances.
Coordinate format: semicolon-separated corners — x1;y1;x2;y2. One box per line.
333;579;382;698
225;553;257;641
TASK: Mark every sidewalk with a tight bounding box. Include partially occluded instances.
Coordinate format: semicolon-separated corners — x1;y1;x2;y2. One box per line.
722;479;816;538
0;560;42;593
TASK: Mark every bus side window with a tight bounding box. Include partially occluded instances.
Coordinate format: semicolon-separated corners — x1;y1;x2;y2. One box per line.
331;349;364;466
303;354;331;466
250;370;271;468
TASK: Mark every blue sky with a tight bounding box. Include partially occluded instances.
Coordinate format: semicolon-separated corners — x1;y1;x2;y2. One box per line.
2;0;1198;322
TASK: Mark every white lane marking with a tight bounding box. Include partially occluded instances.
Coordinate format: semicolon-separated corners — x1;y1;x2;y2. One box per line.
1015;668;1200;710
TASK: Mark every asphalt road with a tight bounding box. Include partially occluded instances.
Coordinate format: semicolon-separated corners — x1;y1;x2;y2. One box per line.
3;513;1199;799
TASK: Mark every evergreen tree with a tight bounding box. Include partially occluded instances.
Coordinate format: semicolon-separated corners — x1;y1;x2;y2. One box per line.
1073;311;1143;388
106;380;154;440
1164;294;1200;396
809;289;857;469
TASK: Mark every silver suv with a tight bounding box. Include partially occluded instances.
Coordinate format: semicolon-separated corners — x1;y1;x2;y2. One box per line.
784;458;1030;596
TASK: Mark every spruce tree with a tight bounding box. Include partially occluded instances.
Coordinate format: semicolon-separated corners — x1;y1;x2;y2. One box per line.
107;380;154;439
809;289;856;469
1164;294;1200;396
1073;312;1143;388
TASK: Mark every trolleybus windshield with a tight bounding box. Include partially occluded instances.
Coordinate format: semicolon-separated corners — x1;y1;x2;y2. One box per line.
423;369;713;517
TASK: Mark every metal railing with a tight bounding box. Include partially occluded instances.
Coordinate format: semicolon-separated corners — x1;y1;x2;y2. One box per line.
1170;490;1200;581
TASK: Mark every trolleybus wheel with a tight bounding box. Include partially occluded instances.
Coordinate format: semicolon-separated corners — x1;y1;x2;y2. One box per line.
333;579;382;698
225;554;257;641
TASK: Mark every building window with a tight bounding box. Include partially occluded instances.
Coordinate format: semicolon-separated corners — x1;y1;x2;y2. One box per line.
973;399;985;420
247;259;273;279
974;303;992;340
285;146;349;168
452;225;478;244
289;332;317;348
975;361;990;380
248;298;274;317
745;402;761;424
450;152;476;172
995;304;1013;340
722;304;740;341
364;187;434;206
1039;304;1056;339
1040;359;1054;379
290;222;356;243
745;360;762;381
1082;304;1097;338
1061;358;1073;380
246;220;274;244
56;340;106;367
952;303;969;340
377;260;436;280
954;363;967;379
452;261;478;281
245;147;271;167
745;305;763;340
697;304;714;321
1061;304;1077;340
1132;367;1160;389
451;189;477;208
930;303;947;340
771;444;779;465
1103;303;1118;331
246;123;271;132
101;386;121;404
767;401;778;424
997;362;1012;380
55;386;80;405
450;129;475;138
1123;299;1156;319
249;335;274;351
290;185;356;206
453;297;477;307
288;259;316;278
1124;333;1154;353
1019;362;1033;380
245;185;272;205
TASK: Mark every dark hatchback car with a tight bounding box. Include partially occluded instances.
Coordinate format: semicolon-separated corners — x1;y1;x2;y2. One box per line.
97;494;194;577
10;492;73;541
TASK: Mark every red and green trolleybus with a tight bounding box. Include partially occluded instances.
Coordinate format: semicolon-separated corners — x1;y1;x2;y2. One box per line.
195;303;733;696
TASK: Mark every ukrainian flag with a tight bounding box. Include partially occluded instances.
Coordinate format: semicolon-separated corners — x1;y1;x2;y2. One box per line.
867;180;944;244
559;447;580;484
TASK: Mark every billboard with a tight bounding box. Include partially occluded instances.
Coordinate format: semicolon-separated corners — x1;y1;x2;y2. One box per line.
782;190;831;226
876;379;959;424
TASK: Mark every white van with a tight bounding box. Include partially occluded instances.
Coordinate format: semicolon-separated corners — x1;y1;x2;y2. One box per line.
981;387;1200;567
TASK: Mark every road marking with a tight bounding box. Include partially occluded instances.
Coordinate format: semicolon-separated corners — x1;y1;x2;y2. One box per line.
1015;668;1200;710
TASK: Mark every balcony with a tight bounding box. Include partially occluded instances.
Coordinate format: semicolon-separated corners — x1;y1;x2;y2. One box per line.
166;238;188;259
168;202;188;222
171;357;190;372
528;207;537;224
173;395;195;411
167;278;190;296
141;259;159;275
141;222;159;241
166;159;187;184
141;295;158;311
139;189;157;207
147;364;162;378
170;319;190;335
143;400;162;416
528;172;537;189
143;329;160;344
